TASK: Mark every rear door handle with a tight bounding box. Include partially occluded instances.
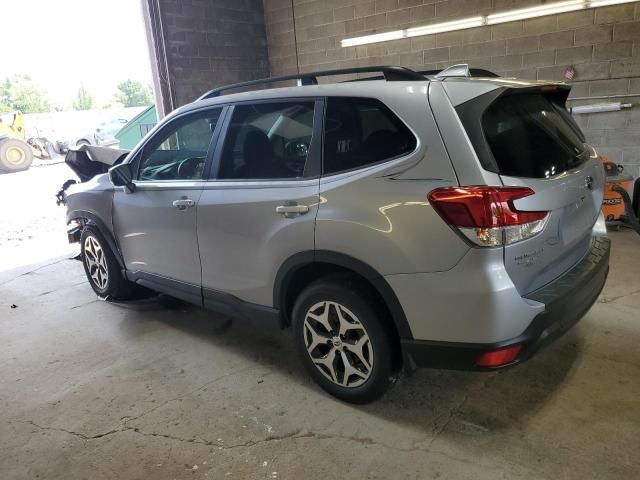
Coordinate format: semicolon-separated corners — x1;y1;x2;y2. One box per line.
172;198;195;210
276;204;309;217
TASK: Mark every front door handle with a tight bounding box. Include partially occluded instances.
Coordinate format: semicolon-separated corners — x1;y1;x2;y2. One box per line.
276;203;309;217
172;198;195;210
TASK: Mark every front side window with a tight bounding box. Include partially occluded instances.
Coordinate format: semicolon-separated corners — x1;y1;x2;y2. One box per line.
138;108;222;181
323;97;417;175
218;101;315;180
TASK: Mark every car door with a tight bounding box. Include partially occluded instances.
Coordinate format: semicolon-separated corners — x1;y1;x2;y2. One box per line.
113;106;226;303
197;99;322;308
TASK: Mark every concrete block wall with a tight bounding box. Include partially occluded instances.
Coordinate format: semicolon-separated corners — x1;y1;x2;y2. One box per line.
262;0;640;179
149;0;270;109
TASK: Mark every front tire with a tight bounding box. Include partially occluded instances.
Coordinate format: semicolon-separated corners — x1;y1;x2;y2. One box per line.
292;275;398;404
81;226;134;300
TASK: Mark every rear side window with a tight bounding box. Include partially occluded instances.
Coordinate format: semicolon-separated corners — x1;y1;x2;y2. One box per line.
482;94;587;178
323;97;416;175
218;101;315;180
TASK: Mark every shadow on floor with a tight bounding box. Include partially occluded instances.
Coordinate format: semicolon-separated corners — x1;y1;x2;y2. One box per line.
113;293;580;436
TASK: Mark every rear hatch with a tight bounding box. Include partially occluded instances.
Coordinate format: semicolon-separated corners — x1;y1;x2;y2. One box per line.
457;85;604;295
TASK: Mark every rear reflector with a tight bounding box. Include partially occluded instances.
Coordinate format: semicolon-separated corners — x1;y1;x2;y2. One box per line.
476;344;522;367
428;186;549;247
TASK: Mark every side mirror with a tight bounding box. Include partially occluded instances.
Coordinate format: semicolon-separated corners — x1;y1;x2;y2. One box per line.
109;163;135;193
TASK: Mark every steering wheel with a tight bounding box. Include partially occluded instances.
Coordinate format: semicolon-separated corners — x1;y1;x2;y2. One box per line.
177;156;203;179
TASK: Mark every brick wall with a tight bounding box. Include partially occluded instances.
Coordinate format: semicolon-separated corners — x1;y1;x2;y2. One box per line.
262;0;640;178
147;0;270;111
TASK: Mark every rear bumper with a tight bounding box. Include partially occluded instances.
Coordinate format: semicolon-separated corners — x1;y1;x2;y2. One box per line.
402;236;610;371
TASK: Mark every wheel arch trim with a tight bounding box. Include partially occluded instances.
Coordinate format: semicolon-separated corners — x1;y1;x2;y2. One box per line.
68;209;125;270
274;250;414;339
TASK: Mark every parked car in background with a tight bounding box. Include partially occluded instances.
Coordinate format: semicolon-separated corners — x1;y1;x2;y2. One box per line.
75;118;128;147
59;65;610;403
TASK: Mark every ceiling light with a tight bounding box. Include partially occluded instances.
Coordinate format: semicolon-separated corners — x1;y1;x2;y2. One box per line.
588;0;637;6
341;30;404;47
487;0;584;24
340;0;640;48
406;16;485;37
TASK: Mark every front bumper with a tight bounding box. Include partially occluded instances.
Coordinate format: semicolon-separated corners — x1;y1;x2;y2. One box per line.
67;223;82;244
402;236;610;371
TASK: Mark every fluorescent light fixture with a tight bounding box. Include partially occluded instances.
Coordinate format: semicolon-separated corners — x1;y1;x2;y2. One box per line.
340;0;640;48
589;0;637;6
341;30;404;47
486;0;583;24
406;16;484;37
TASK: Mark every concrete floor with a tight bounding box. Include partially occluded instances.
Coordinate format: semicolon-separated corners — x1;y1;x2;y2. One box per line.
1;231;639;480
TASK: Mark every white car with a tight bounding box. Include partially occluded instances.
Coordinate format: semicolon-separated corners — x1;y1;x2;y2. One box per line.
75;118;127;147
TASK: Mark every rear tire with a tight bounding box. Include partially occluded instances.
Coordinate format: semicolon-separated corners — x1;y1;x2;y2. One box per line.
81;226;134;301
0;138;34;172
292;275;398;404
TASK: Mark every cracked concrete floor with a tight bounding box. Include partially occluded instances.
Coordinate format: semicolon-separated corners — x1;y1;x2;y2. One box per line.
1;231;639;480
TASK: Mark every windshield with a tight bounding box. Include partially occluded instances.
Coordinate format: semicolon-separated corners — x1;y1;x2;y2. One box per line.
482;93;587;179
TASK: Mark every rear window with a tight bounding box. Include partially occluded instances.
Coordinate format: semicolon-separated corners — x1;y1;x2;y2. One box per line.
482;94;587;178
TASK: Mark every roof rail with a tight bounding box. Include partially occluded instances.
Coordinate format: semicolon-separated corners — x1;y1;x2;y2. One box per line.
419;64;499;79
197;66;426;100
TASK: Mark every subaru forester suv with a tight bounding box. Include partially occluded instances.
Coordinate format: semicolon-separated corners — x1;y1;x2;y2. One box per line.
61;65;610;403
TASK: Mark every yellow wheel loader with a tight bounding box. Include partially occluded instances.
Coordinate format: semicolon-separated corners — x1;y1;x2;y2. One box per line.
0;111;54;173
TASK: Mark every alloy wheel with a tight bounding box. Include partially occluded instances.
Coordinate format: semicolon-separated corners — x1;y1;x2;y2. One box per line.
84;236;109;290
303;301;374;388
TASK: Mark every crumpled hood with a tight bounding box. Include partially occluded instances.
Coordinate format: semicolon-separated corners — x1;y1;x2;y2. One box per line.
65;144;130;182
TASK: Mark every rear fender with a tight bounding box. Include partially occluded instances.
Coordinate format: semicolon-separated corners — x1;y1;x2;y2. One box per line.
274;250;414;339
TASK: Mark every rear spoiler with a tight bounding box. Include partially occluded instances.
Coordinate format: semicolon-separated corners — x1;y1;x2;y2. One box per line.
65;144;129;182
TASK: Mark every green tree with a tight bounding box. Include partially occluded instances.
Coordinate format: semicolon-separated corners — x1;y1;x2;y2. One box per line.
0;74;51;113
114;80;153;107
72;86;94;110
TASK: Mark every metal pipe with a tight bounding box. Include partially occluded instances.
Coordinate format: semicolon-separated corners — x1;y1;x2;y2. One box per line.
568;93;640;101
570;102;633;114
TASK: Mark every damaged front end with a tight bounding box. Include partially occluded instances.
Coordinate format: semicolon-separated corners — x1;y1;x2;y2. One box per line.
57;145;130;245
66;219;83;244
56;145;129;206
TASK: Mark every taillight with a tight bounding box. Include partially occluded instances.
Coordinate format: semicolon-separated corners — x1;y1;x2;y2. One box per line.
428;186;549;247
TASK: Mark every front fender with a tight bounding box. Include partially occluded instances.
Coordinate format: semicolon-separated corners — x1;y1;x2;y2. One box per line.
65;175;122;269
67;209;125;270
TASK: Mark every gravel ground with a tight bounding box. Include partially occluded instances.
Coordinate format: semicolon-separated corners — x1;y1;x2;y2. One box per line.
0;160;79;271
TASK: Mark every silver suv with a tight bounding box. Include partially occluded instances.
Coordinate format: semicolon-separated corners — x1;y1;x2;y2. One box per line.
62;65;610;403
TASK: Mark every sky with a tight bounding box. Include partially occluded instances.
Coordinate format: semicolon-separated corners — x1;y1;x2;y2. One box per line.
1;0;153;108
